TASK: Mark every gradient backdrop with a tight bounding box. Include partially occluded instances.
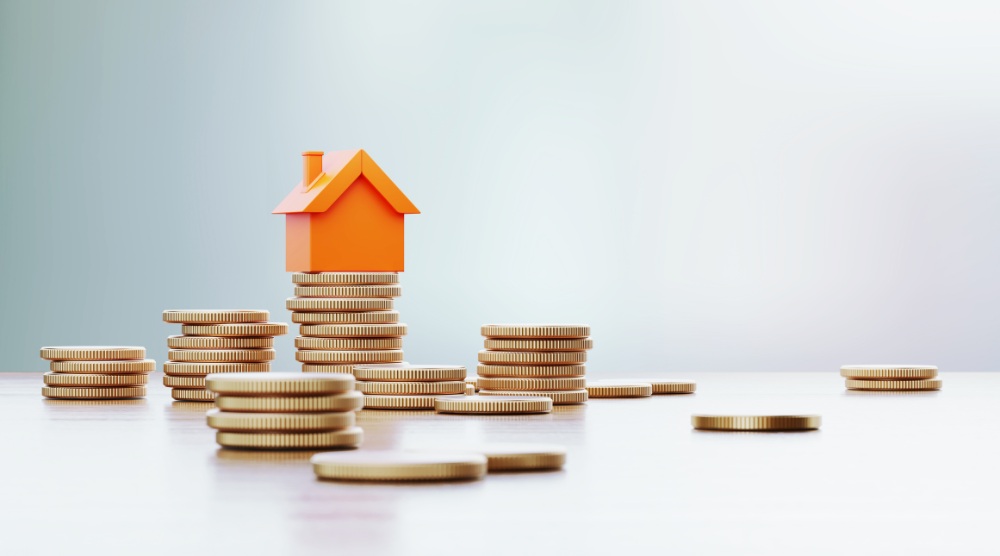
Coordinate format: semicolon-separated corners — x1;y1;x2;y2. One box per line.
1;1;998;373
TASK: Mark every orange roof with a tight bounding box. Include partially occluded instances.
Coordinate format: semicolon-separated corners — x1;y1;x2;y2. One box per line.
272;149;420;214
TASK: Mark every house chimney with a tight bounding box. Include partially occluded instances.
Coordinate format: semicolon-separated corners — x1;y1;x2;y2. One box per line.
302;151;323;188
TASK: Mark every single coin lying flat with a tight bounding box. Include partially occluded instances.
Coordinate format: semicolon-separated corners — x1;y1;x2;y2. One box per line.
294;337;403;351
168;349;276;363
412;443;567;472
481;324;591;339
478;389;588;405
362;394;463;410
692;414;821;431
181;323;289;337
292;272;399;285
171;389;217;402
206;372;355;396
207;409;356;432
42;386;147;400
586;380;653;398
476;364;586;378
840;365;938;380
40;346;146;361
162;310;269;324
50;359;156;374
292;311;399;325
215;391;364;413
356;381;466;396
353;364;466;382
312;451;486;482
845;378;942;391
44;372;148;387
293;284;402;298
298;324;407;338
217;427;363;450
167;336;274;350
434;395;553;415
615;378;696;394
482;338;593;352
163;362;271;376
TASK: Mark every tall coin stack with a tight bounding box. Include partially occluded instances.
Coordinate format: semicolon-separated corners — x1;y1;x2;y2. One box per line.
476;324;592;405
290;272;405;373
40;346;154;400
841;365;942;392
206;373;364;450
353;364;467;410
162;310;288;402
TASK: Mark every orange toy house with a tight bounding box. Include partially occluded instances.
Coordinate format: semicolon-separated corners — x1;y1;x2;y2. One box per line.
273;150;420;272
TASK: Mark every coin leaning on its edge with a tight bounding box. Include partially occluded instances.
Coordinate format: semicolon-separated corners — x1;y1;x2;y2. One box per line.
691;415;821;431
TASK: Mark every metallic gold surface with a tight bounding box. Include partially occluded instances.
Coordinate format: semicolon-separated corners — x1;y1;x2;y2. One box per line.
475;364;586;378
298;323;407;338
482;338;593;351
50;359;156;374
478;350;587;365
291;311;400;325
845;378;942;391
295;349;403;364
286;297;394;312
362;394;462;410
44;372;148;387
180;323;289;337
294;337;403;351
356;380;465;395
692;415;821;431
615;379;697;394
163;362;271;376
353;364;466;382
162;310;269;324
217;427;363;450
40;346;146;361
418;443;567;471
206;373;355;396
480;324;590;339
292;272;398;285
465;383;476;396
478;389;588;405
585;381;654;398
312;451;486;481
206;409;355;432
167;336;274;350
215;391;364;413
168;349;275;363
301;364;357;374
435;395;553;414
163;375;206;388
42;386;147;399
840;365;939;380
293;285;402;298
171;388;217;402
476;376;586;391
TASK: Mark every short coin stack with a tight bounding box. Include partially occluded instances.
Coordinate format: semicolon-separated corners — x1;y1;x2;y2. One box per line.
40;346;153;400
290;273;406;373
353;364;467;410
841;365;942;391
477;324;591;405
162;310;288;402
206;373;364;450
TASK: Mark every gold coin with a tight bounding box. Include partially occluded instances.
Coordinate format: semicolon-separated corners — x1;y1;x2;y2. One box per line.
476;364;586;378
353;364;466;382
168;349;275;363
207;409;356;432
294;285;402;298
414;443;566;471
292;311;399;325
44;372;148;387
50;359;156;374
171;388;217;402
312;451;486;482
615;378;696;394
206;373;355;396
478;350;586;365
845;378;942;391
181;323;289;337
465;383;476;396
295;337;403;351
163;362;271;376
302;364;356;374
356;381;465;395
42;386;146;399
840;365;938;380
435;395;553;414
692;415;821;431
482;339;593;351
476;376;586;391
163;375;205;388
585;381;653;398
292;272;399;285
478;389;588;405
167;336;274;350
362;394;463;410
217;427;363;450
215;391;364;413
162;310;269;324
40;346;145;361
299;323;408;338
286;297;394;312
480;324;590;339
295;349;403;364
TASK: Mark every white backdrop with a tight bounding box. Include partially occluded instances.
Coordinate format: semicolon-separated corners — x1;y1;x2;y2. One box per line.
1;0;998;373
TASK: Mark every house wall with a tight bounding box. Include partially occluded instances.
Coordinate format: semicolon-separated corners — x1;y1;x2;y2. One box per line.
291;175;404;272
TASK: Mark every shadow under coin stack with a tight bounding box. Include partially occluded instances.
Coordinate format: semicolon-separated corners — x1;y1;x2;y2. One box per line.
477;324;592;405
841;365;942;392
206;373;364;450
162;310;289;402
40;346;153;400
353;364;467;410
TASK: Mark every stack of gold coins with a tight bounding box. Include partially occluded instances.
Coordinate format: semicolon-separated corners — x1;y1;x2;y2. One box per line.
476;324;591;405
40;346;154;400
162;310;288;402
841;365;941;391
206;373;364;450
353;364;467;410
290;273;406;373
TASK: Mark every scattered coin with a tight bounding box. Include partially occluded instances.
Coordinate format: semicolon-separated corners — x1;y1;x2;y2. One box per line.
692;414;821;431
616;379;696;394
413;443;567;472
434;395;553;415
312;451;487;482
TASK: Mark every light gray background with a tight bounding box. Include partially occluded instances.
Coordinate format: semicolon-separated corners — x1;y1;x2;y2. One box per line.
1;0;998;373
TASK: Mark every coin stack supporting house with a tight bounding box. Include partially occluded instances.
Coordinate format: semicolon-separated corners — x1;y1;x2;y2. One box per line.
841;365;942;391
40;346;154;400
289;272;406;374
353;364;467;410
206;373;364;450
162;310;288;402
476;324;592;405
